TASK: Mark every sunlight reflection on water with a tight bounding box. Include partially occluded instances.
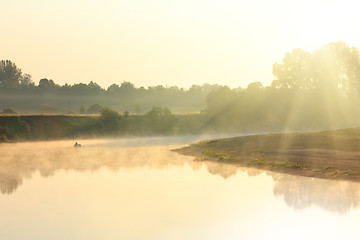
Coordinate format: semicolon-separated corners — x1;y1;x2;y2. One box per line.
0;137;359;240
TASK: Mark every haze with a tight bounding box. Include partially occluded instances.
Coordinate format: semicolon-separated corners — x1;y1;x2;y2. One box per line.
1;139;360;240
2;0;360;88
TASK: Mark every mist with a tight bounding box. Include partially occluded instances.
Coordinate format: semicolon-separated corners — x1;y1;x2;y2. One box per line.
1;137;359;216
2;42;360;142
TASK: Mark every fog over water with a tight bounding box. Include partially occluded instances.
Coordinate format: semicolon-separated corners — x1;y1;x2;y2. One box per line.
0;136;360;239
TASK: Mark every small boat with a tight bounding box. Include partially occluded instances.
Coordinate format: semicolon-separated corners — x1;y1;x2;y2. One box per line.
74;142;82;147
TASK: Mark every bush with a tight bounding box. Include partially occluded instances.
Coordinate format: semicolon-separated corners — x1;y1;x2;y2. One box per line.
2;108;16;114
144;106;176;134
79;105;86;114
99;107;121;133
100;107;120;122
86;104;103;114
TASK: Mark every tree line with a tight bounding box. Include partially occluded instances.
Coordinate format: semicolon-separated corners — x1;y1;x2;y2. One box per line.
0;61;222;114
2;41;360;134
205;42;360;132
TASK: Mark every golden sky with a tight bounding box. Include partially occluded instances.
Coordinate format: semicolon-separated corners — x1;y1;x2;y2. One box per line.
1;0;359;89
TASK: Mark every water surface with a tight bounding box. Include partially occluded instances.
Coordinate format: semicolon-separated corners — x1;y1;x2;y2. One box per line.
0;137;360;240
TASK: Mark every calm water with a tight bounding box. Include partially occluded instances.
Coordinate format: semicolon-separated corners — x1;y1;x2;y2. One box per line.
0;136;360;240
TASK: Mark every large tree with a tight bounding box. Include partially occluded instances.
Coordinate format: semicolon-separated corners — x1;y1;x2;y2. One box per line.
0;60;23;88
272;49;311;89
272;42;360;92
312;42;360;92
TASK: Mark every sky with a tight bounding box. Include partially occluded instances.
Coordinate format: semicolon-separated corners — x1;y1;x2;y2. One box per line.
1;0;360;89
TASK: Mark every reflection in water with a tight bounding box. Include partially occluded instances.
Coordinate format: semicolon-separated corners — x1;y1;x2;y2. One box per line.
194;161;239;179
201;160;360;214
0;137;360;215
270;173;360;213
0;139;196;195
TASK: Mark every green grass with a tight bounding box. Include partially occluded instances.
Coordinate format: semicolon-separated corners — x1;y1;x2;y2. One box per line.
250;158;306;170
200;149;236;162
333;170;360;176
323;165;335;170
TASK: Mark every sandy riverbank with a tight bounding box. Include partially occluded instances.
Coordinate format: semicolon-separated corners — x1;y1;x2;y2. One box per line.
174;128;360;182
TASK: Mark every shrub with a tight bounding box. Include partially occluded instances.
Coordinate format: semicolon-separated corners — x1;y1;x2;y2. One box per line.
86;104;103;114
2;108;16;114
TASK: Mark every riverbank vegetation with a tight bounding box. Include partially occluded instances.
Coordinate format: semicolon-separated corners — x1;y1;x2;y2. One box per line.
0;107;207;142
2;41;360;141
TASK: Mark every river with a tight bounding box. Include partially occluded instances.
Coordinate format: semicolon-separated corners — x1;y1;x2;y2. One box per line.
0;136;360;240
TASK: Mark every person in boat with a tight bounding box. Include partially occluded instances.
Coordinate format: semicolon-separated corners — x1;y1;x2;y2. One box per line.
74;142;82;147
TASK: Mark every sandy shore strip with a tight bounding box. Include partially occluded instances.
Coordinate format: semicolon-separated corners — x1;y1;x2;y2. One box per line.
173;128;360;182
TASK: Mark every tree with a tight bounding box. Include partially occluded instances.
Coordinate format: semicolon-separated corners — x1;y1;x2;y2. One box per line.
144;106;175;134
38;78;58;91
0;60;23;88
188;85;202;95
87;81;103;95
20;74;34;86
311;42;360;92
86;104;103;114
100;107;121;133
119;81;135;95
272;42;360;93
145;106;172;119
247;82;264;93
79;105;86;114
107;83;120;93
134;103;142;114
272;49;311;89
2;108;16;114
205;86;236;116
100;107;120;122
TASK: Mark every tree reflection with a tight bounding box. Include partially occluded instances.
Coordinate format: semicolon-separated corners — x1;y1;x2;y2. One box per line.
0;172;22;195
269;172;360;214
0;140;194;195
1;140;360;215
202;161;240;179
198;160;360;214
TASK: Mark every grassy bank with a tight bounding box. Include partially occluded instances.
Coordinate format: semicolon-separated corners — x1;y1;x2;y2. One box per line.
0;114;99;141
0;112;207;142
174;128;360;182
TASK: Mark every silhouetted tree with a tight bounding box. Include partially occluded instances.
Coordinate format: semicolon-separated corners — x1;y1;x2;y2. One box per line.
0;60;23;88
38;78;58;92
273;42;360;92
2;109;16;114
100;107;121;133
86;104;102;114
272;49;311;89
144;106;176;134
20;74;34;87
79;105;86;114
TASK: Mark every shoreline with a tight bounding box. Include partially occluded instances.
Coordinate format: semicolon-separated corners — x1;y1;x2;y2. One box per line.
173;128;360;182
